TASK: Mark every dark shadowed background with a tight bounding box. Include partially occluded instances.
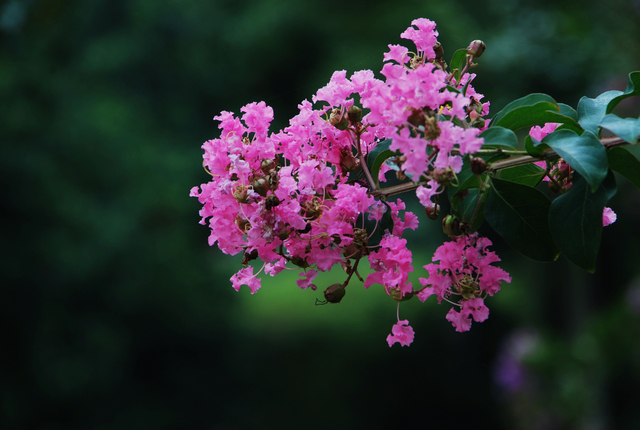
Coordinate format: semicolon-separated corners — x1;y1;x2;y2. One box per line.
2;0;640;429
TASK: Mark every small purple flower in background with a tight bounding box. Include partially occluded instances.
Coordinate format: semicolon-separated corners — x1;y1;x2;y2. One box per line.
493;328;539;392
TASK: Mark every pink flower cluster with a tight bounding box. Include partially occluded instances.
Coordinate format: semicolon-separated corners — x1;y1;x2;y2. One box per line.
191;18;502;347
418;234;512;332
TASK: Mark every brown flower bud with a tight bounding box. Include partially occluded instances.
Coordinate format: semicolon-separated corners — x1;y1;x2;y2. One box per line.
251;177;270;197
347;105;363;125
265;194;280;210
433;42;444;60
471;117;486;128
324;283;346;303
329;108;349;130
388;288;415;302
432;166;456;186
442;214;460;237
467;40;486;58
470;157;487;175
425;204;440;220
261;159;276;175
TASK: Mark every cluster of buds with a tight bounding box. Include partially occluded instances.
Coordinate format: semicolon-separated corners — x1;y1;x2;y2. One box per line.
547;159;573;193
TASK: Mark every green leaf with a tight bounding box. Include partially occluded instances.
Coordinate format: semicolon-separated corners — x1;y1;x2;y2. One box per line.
449;49;468;84
600;114;640;144
558;103;579;121
452;188;485;231
549;171;617;272
499;163;546;187
480;126;518;149
484;178;559;261
577;91;623;135
607;146;640;190
490;93;561;131
367;139;396;185
524;134;550;157
607;71;640;112
542;130;608;192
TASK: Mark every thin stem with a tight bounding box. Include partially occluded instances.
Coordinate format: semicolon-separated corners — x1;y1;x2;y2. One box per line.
488;136;627;172
355;129;378;191
370;136;629;199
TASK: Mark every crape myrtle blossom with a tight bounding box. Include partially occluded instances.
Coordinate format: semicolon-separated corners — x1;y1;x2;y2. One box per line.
192;17;509;347
418;234;512;332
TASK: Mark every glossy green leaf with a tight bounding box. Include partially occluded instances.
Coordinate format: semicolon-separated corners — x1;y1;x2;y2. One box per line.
449;49;468;84
484;178;559;261
558;103;579;121
549;171;617;272
524;134;550;157
452;188;485;231
607;71;640;112
498;163;546;187
600;114;640;144
542;130;608;192
480;127;518;149
490;93;561;131
607;146;640;190
367;139;395;185
577;91;623;135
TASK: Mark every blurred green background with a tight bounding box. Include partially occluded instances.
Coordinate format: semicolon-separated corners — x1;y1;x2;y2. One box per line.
3;0;640;429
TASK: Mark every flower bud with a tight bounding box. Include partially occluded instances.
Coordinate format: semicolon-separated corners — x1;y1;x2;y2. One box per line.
471;117;486;129
329;108;349;130
425;204;440;220
265;194;280;210
470;157;487;175
324;283;346;303
388;288;415;302
251;177;270;197
467;97;483;115
432;167;455;186
467;40;486;58
433;42;444;60
442;214;460;237
347;105;363;125
261;159;276;175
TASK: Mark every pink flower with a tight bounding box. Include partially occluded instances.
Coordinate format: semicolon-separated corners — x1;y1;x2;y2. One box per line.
462;298;490;322
419;234;511;331
387;319;415;347
529;122;559;141
296;269;318;290
446;308;472;332
603;207;617;226
230;266;261;294
400;18;438;58
383;44;410;64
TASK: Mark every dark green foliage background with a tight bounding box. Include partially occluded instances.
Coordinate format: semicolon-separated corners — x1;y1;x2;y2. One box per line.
2;0;640;429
